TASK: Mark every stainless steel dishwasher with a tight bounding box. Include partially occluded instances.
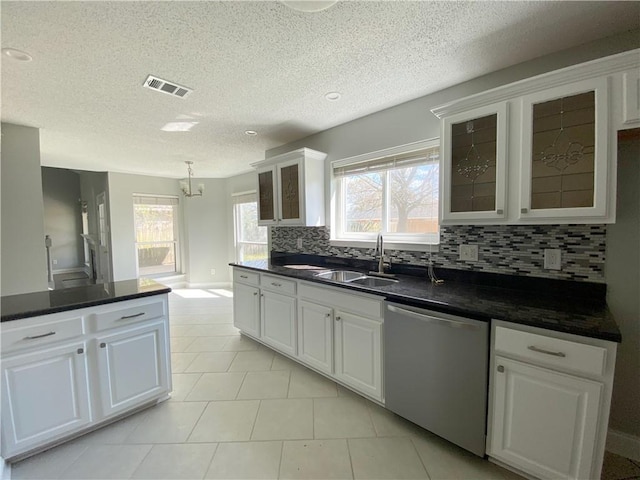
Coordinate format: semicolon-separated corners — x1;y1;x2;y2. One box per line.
384;302;489;457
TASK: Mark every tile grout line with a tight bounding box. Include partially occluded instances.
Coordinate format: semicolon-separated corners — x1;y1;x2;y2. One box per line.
409;436;434;480
346;438;356;480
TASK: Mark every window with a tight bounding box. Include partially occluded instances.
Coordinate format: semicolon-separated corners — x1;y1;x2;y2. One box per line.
233;192;268;263
333;140;440;246
133;195;180;276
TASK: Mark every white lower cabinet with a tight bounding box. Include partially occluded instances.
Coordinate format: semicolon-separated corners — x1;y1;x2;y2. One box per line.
334;310;382;400
490;356;602;480
298;300;333;375
487;321;617;480
1;341;92;457
0;294;171;461
95;320;169;418
233;282;260;337
261;290;297;356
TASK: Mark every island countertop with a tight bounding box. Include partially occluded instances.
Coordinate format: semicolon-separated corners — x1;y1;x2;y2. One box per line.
1;279;171;322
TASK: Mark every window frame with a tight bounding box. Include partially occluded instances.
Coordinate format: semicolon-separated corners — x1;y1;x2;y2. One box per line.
133;194;181;277
232;191;268;263
331;139;440;250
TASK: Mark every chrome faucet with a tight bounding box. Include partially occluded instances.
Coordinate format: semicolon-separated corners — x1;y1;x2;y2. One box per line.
370;233;393;277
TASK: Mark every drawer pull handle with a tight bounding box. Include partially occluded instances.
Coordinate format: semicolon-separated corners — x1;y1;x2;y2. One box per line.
528;345;566;357
120;312;145;320
24;331;56;340
240;275;248;279
271;282;282;287
253;292;258;296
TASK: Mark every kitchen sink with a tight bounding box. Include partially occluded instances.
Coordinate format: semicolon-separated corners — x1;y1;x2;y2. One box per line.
315;270;365;282
348;276;399;287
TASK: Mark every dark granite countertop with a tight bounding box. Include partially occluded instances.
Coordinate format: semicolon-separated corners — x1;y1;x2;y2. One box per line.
1;279;172;322
231;254;621;343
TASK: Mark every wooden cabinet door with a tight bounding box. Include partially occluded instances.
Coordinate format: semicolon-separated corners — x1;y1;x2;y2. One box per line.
334;310;382;401
257;166;277;225
519;77;611;222
261;291;297;356
441;102;509;224
298;300;333;374
277;160;303;225
233;282;260;338
1;342;91;458
96;321;169;418
488;356;602;480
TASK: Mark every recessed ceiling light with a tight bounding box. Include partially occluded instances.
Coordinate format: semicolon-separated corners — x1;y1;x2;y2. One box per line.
245;130;258;136
325;92;341;101
280;1;338;13
2;48;33;62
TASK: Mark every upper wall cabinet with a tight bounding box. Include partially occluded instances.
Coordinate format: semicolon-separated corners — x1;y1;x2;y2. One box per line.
432;49;639;225
253;148;327;227
441;102;509;224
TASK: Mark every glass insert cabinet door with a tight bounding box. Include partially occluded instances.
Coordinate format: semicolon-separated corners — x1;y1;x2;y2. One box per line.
520;77;609;220
441;102;508;224
278;162;301;221
257;167;276;224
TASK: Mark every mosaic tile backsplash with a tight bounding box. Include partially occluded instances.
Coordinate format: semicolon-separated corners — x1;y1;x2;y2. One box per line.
271;225;607;283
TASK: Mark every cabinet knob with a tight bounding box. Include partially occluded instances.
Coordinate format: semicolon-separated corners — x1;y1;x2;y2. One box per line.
497;365;504;373
326;313;331;318
253;292;258;296
77;348;84;354
336;316;341;321
100;342;106;348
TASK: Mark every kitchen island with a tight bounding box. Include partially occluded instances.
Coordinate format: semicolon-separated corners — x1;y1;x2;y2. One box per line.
1;279;172;461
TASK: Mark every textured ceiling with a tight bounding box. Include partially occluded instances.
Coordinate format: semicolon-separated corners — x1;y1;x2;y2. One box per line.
1;1;638;178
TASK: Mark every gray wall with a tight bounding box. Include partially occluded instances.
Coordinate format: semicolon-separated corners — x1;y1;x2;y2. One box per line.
1;123;48;295
42;167;84;271
606;133;640;439
183;178;230;286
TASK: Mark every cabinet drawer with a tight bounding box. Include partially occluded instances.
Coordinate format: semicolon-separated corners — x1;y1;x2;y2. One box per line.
234;269;260;286
299;282;382;319
261;274;296;295
494;326;607;377
1;316;84;353
88;299;166;332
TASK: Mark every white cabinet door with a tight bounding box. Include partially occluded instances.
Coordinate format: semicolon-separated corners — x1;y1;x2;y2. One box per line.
96;320;170;418
489;356;602;480
233;282;260;338
1;342;91;458
261;291;297;356
298;300;333;374
334;310;382;401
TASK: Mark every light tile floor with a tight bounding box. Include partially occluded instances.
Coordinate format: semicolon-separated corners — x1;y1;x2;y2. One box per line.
11;288;531;480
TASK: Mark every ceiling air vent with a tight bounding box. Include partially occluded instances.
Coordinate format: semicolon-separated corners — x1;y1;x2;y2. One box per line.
143;75;193;99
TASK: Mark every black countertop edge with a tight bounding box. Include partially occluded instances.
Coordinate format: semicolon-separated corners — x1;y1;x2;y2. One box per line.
1;279;171;322
231;256;621;343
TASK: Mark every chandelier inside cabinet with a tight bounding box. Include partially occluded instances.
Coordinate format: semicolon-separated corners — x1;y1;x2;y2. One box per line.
180;161;204;197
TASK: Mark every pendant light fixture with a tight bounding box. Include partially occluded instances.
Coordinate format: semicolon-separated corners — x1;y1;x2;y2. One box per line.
180;161;204;197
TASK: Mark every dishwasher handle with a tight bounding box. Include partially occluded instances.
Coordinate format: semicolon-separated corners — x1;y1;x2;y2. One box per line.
387;304;481;331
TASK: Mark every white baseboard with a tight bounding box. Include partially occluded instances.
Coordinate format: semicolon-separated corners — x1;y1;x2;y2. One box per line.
1;456;11;480
607;428;640;461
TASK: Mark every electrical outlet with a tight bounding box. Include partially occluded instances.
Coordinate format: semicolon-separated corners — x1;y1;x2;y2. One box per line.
296;238;303;249
210;269;216;276
52;259;58;265
544;249;561;270
459;244;478;262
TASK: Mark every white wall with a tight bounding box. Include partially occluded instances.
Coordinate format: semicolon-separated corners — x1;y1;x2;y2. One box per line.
107;172;183;281
606;134;640;441
42;167;84;271
1;123;48;295
182;178;230;286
